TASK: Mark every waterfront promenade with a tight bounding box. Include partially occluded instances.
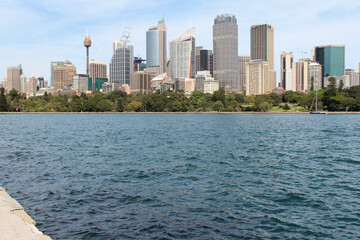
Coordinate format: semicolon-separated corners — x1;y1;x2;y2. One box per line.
0;187;51;240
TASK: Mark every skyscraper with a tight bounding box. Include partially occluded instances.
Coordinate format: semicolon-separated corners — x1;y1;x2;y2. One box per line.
146;18;167;74
345;69;359;87
50;61;65;87
109;40;134;85
314;45;345;88
280;51;293;90
250;24;274;70
20;74;27;93
239;56;250;93
308;62;322;91
213;14;239;91
292;58;311;92
169;27;196;81
246;60;272;96
7;67;21;92
27;76;38;96
53;60;76;91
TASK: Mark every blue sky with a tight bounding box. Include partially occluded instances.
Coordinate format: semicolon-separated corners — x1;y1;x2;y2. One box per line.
1;0;360;83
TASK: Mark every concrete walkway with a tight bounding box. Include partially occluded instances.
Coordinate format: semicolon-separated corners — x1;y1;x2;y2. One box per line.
0;187;51;240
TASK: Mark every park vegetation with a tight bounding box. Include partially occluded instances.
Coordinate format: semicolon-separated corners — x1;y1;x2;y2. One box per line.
1;77;360;113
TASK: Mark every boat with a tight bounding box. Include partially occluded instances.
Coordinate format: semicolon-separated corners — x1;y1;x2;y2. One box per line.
310;90;328;114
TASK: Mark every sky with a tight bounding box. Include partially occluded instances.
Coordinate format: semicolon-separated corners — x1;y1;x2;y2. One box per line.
1;0;360;84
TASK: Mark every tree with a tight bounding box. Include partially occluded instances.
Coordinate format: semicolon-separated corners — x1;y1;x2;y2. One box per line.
339;80;344;92
283;103;291;111
0;88;8;112
8;89;18;101
213;101;225;112
310;76;314;91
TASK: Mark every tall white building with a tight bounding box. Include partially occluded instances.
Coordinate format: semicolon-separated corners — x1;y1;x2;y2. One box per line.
246;60;275;95
308;62;322;91
345;69;360;87
20;74;27;94
169;27;196;81
239;56;250;93
109;40;134;85
280;51;293;91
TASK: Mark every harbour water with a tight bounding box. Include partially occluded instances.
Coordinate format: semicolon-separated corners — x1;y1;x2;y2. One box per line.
0;113;359;239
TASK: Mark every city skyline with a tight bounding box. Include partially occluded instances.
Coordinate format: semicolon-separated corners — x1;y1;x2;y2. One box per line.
1;0;360;83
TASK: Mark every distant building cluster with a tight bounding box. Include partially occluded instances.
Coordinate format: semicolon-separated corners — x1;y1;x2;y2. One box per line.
1;14;359;97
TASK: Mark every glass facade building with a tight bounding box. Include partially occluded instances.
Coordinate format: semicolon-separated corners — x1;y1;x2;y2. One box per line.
314;45;345;88
213;14;239;91
109;42;134;85
170;27;196;81
146;19;167;73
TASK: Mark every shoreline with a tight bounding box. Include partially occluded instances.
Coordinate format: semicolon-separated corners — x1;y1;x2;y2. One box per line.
1;111;359;115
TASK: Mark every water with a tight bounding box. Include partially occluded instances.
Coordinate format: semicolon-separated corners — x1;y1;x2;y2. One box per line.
1;113;360;239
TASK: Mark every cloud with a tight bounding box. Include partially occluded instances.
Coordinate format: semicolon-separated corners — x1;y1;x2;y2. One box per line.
1;0;360;82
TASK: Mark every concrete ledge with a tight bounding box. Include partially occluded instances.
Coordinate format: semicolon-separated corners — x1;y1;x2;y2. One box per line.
0;187;51;240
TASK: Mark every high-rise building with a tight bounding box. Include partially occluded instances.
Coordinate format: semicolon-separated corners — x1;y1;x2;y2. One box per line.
169;27;196;81
109;41;134;85
50;61;65;87
280;51;293;90
345;69;359;87
314;45;345;88
27;76;38;96
38;77;45;89
246;60;275;95
146;18;167;74
308;62;322;91
195;46;203;73
53;60;76;91
20;74;27;93
292;58;311;92
73;74;89;93
89;61;107;90
7;67;21;92
213;14;239;91
239;56;250;93
251;24;274;70
130;71;151;95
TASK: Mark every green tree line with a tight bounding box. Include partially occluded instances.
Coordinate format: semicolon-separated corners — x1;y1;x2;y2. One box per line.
1;78;360;112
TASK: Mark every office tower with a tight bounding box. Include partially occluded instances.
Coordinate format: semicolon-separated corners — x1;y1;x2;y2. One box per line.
195;71;217;93
89;61;107;90
3;78;7;92
7;67;21;92
280;51;294;90
251;24;274;70
292;58;311;92
345;69;359;87
246;60;273;95
84;33;92;75
195;46;203;73
308;62;322;91
169;27;196;81
53;60;76;91
73;74;89;93
20;74;27;93
314;45;345;88
27;76;38;96
239;56;250;93
109;40;134;85
213;14;239;91
130;71;151;95
50;61;65;87
38;77;45;89
146;18;167;74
